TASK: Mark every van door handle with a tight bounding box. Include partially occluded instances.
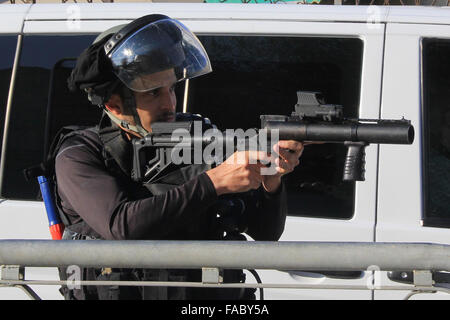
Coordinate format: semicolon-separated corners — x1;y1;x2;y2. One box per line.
388;271;450;285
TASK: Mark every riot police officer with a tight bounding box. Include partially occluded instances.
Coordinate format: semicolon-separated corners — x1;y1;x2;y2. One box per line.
56;14;304;300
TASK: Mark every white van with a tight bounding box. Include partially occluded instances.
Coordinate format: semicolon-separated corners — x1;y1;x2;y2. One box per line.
0;3;448;300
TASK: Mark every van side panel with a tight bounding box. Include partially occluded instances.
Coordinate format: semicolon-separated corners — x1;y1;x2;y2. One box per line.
376;23;450;300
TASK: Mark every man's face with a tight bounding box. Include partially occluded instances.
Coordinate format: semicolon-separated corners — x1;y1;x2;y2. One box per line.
105;69;178;137
133;69;178;132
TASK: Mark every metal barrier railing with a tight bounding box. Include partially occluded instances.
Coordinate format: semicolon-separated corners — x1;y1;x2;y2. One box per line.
0;240;449;300
4;0;450;5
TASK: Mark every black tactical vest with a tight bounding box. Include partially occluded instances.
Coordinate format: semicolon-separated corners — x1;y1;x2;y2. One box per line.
49;113;254;300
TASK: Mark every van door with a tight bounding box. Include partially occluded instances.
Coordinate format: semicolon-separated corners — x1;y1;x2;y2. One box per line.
0;15;385;300
376;23;450;300
186;19;385;300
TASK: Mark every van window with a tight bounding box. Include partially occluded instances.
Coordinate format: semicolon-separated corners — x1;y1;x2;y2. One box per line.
0;36;18;158
0;35;97;200
422;38;450;228
0;34;363;222
192;36;363;219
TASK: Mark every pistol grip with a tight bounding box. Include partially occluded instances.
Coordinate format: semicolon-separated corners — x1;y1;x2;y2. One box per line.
343;141;368;181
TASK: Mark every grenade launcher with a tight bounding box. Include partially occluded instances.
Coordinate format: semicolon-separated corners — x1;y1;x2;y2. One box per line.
132;91;414;183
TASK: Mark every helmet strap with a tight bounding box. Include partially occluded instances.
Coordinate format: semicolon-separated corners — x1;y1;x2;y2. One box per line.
102;86;150;138
102;107;148;137
121;87;150;137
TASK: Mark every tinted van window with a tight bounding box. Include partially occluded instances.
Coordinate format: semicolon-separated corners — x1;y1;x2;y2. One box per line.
422;38;450;228
0;35;97;200
0;33;364;222
191;36;363;219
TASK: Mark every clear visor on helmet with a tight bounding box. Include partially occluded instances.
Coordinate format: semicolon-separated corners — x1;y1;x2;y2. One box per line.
107;19;212;92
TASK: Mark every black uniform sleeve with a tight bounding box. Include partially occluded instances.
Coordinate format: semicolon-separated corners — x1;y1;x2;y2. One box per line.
55;141;218;240
245;182;287;241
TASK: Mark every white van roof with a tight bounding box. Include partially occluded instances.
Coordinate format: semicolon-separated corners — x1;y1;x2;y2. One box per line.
8;3;450;26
